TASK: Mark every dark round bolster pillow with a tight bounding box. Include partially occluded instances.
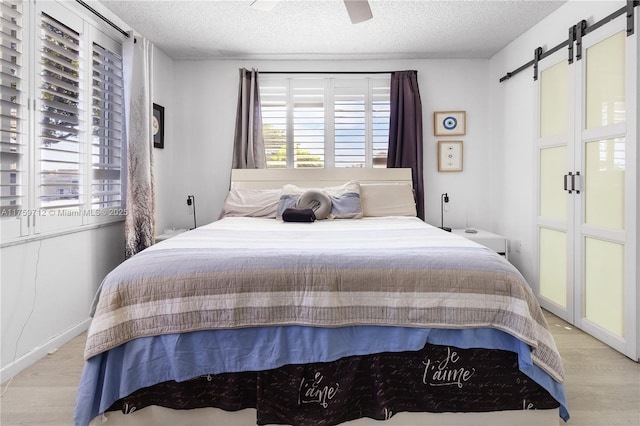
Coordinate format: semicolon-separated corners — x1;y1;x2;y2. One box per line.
296;190;332;220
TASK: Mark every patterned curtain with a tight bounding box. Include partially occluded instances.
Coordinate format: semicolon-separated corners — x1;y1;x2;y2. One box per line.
387;70;424;220
123;35;154;257
232;68;266;169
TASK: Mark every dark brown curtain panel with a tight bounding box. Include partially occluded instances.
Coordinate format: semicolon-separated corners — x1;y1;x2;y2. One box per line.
232;68;266;169
387;70;424;220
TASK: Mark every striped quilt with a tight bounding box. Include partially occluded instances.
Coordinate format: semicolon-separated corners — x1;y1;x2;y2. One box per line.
86;216;564;383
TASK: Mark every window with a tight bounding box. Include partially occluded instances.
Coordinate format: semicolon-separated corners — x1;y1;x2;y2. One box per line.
0;1;25;221
260;75;390;169
0;1;126;242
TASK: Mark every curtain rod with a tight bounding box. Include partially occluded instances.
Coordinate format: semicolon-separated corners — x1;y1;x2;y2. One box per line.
499;0;638;83
75;0;130;38
260;71;396;75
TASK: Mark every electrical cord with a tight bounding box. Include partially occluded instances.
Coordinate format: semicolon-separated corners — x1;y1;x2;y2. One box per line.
1;240;43;397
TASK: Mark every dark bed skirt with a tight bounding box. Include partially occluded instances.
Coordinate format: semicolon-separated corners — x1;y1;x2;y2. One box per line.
107;343;559;426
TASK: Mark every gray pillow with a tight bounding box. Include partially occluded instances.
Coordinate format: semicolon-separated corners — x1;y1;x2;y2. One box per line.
296;190;332;220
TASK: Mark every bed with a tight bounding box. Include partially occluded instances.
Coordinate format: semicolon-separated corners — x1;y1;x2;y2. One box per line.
74;168;569;426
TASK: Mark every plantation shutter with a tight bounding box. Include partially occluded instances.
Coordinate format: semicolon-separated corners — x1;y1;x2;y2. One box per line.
260;75;390;169
292;80;324;168
261;80;287;168
333;80;367;168
332;78;390;168
91;42;123;208
38;12;82;210
371;78;390;167
0;1;25;215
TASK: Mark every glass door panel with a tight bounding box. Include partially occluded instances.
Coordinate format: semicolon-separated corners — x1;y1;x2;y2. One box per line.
585;31;625;129
540;146;567;221
537;55;570;320
584;237;625;337
584;138;625;229
540;61;568;137
539;228;567;308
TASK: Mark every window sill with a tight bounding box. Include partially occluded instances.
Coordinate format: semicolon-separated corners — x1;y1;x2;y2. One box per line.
0;218;125;249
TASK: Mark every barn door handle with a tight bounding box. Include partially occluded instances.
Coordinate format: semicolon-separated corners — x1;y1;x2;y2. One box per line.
572;171;581;194
564;172;573;193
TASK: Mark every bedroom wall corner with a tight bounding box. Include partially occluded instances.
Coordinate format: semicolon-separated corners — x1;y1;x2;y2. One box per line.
421;60;492;232
172;61;239;227
151;46;177;234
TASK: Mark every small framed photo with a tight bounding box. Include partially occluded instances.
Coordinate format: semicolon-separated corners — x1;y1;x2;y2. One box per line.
152;103;165;149
434;111;466;136
438;140;463;172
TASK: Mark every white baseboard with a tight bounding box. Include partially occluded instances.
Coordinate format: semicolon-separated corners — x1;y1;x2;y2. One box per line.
0;319;90;383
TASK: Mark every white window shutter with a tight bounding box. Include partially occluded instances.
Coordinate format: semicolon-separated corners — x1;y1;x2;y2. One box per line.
91;42;123;208
260;75;390;169
261;81;287;169
38;12;83;210
0;1;25;216
292;80;324;168
333;80;367;168
371;78;390;167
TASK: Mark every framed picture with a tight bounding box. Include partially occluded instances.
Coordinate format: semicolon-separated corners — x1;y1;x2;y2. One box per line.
434;111;466;136
152;103;164;149
438;140;463;172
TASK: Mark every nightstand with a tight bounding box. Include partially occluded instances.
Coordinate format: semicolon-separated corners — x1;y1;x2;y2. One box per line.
155;228;188;243
452;229;508;260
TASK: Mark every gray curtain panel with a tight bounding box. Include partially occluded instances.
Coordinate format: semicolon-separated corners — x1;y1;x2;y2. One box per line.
123;35;155;257
387;70;424;220
232;68;266;169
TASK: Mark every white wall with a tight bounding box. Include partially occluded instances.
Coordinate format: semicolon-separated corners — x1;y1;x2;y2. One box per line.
488;0;628;281
0;224;125;378
152;47;177;234
160;58;493;231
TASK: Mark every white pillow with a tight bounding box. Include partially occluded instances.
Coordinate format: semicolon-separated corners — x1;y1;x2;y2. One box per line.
220;188;281;218
360;183;416;217
278;181;363;219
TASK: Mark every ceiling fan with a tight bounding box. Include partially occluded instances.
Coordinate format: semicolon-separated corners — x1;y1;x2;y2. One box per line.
250;0;373;24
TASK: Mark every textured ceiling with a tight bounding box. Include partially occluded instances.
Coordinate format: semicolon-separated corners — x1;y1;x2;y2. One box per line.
97;0;567;61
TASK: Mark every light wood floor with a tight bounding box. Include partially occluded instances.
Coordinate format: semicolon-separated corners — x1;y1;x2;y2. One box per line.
1;311;639;425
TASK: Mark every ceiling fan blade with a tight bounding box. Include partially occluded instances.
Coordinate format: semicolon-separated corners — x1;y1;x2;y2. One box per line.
249;0;280;12
343;0;373;24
